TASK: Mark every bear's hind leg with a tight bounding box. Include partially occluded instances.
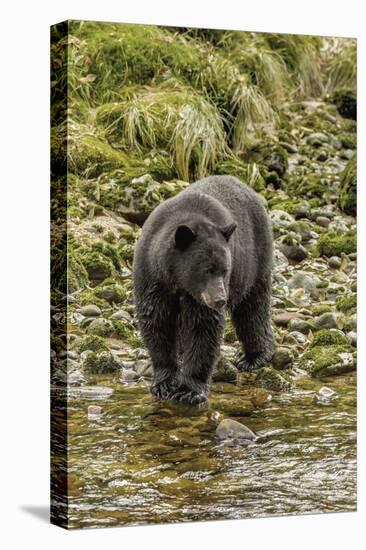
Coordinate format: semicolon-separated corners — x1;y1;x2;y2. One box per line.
232;276;275;372
170;294;224;405
137;289;179;399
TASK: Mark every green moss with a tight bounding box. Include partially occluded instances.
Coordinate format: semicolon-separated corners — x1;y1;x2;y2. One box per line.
77;335;109;353
212;356;238;382
83;350;120;374
312;304;333;316
94;281;127;305
317;230;356;257
336;294;357;314
111;319;134;339
68;134;130;177
216;159;265;192
338;155;356;216
310;329;348;348
103;230;117;243
67;251;89;294
299;345;356;377
255;366;292;392
267;197;308;216
224;318;237;344
78;289;109;309
79;250;114;284
338;132;356;150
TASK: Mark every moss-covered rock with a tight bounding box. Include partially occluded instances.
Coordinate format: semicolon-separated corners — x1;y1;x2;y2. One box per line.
336;294;357;314
86;318;114;337
255;366;292;391
83;350;120;374
76;334;110;353
79;249;115;284
338;155;356;216
94;281;127;304
299;345;356;377
317;230;356;257
212;356;238;382
310;329;348;348
67;251;89;294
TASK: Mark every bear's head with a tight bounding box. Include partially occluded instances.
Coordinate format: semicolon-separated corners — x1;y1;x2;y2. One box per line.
170;220;237;313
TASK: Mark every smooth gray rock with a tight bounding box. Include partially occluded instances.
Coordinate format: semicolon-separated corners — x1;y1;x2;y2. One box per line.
272;347;294;370
216;419;256;443
79;305;102;317
314;312;338;330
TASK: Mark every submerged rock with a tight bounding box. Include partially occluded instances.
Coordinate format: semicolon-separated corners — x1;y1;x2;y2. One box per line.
88;405;103;420
67;386;114;400
315;387;338;404
216;418;256;444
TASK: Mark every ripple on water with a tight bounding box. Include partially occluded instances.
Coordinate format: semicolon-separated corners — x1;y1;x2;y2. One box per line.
60;373;356;528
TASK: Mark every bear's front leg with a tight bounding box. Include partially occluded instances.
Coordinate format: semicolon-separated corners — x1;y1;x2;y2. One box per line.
171;294;225;405
136;287;180;400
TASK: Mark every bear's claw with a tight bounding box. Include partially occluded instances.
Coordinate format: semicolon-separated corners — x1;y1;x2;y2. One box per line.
169;386;208;406
150;379;177;400
236;352;268;373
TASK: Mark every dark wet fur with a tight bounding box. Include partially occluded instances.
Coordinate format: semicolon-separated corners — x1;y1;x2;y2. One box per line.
133;176;275;405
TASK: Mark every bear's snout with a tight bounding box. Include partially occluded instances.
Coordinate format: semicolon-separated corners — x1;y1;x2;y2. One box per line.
201;278;227;312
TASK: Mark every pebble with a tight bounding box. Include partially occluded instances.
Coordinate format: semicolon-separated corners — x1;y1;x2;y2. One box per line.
88;405;103;420
271;347;294;370
316;216;330;228
279;243;308;262
315;387;338;404
110;309;133;322
289;318;313;334
79;305;102;317
67;386;114;400
346;331;357;347
314;312;338;330
288;271;321;290
274;311;305;327
120;369;140;382
328;256;342;269
216;419;256;444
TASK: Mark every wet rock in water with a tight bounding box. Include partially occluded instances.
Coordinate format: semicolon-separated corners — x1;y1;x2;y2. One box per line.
67;386;114;400
213;398;254;417
110;309;133;322
212;356;238;382
299;345;356;377
328;256;342;269
88;405;103;420
86;318;114;337
68;369;86;387
120;368;140;382
288;271;321;291
289;318;313;335
316;216;330;228
79;304;102;317
346;331;357;347
315;386;338;404
274;311;305;327
271;347;294;370
255;367;292;392
216;418;256;444
83;350;121;374
314;312;338;330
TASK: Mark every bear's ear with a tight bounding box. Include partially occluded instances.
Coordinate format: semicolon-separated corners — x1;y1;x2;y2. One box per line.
221;222;237;241
175;225;196;250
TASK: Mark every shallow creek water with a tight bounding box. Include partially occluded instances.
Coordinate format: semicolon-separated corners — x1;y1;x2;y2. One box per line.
61;372;356;529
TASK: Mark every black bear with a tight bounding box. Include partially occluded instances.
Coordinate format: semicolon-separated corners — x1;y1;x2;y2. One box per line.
133;175;274;405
